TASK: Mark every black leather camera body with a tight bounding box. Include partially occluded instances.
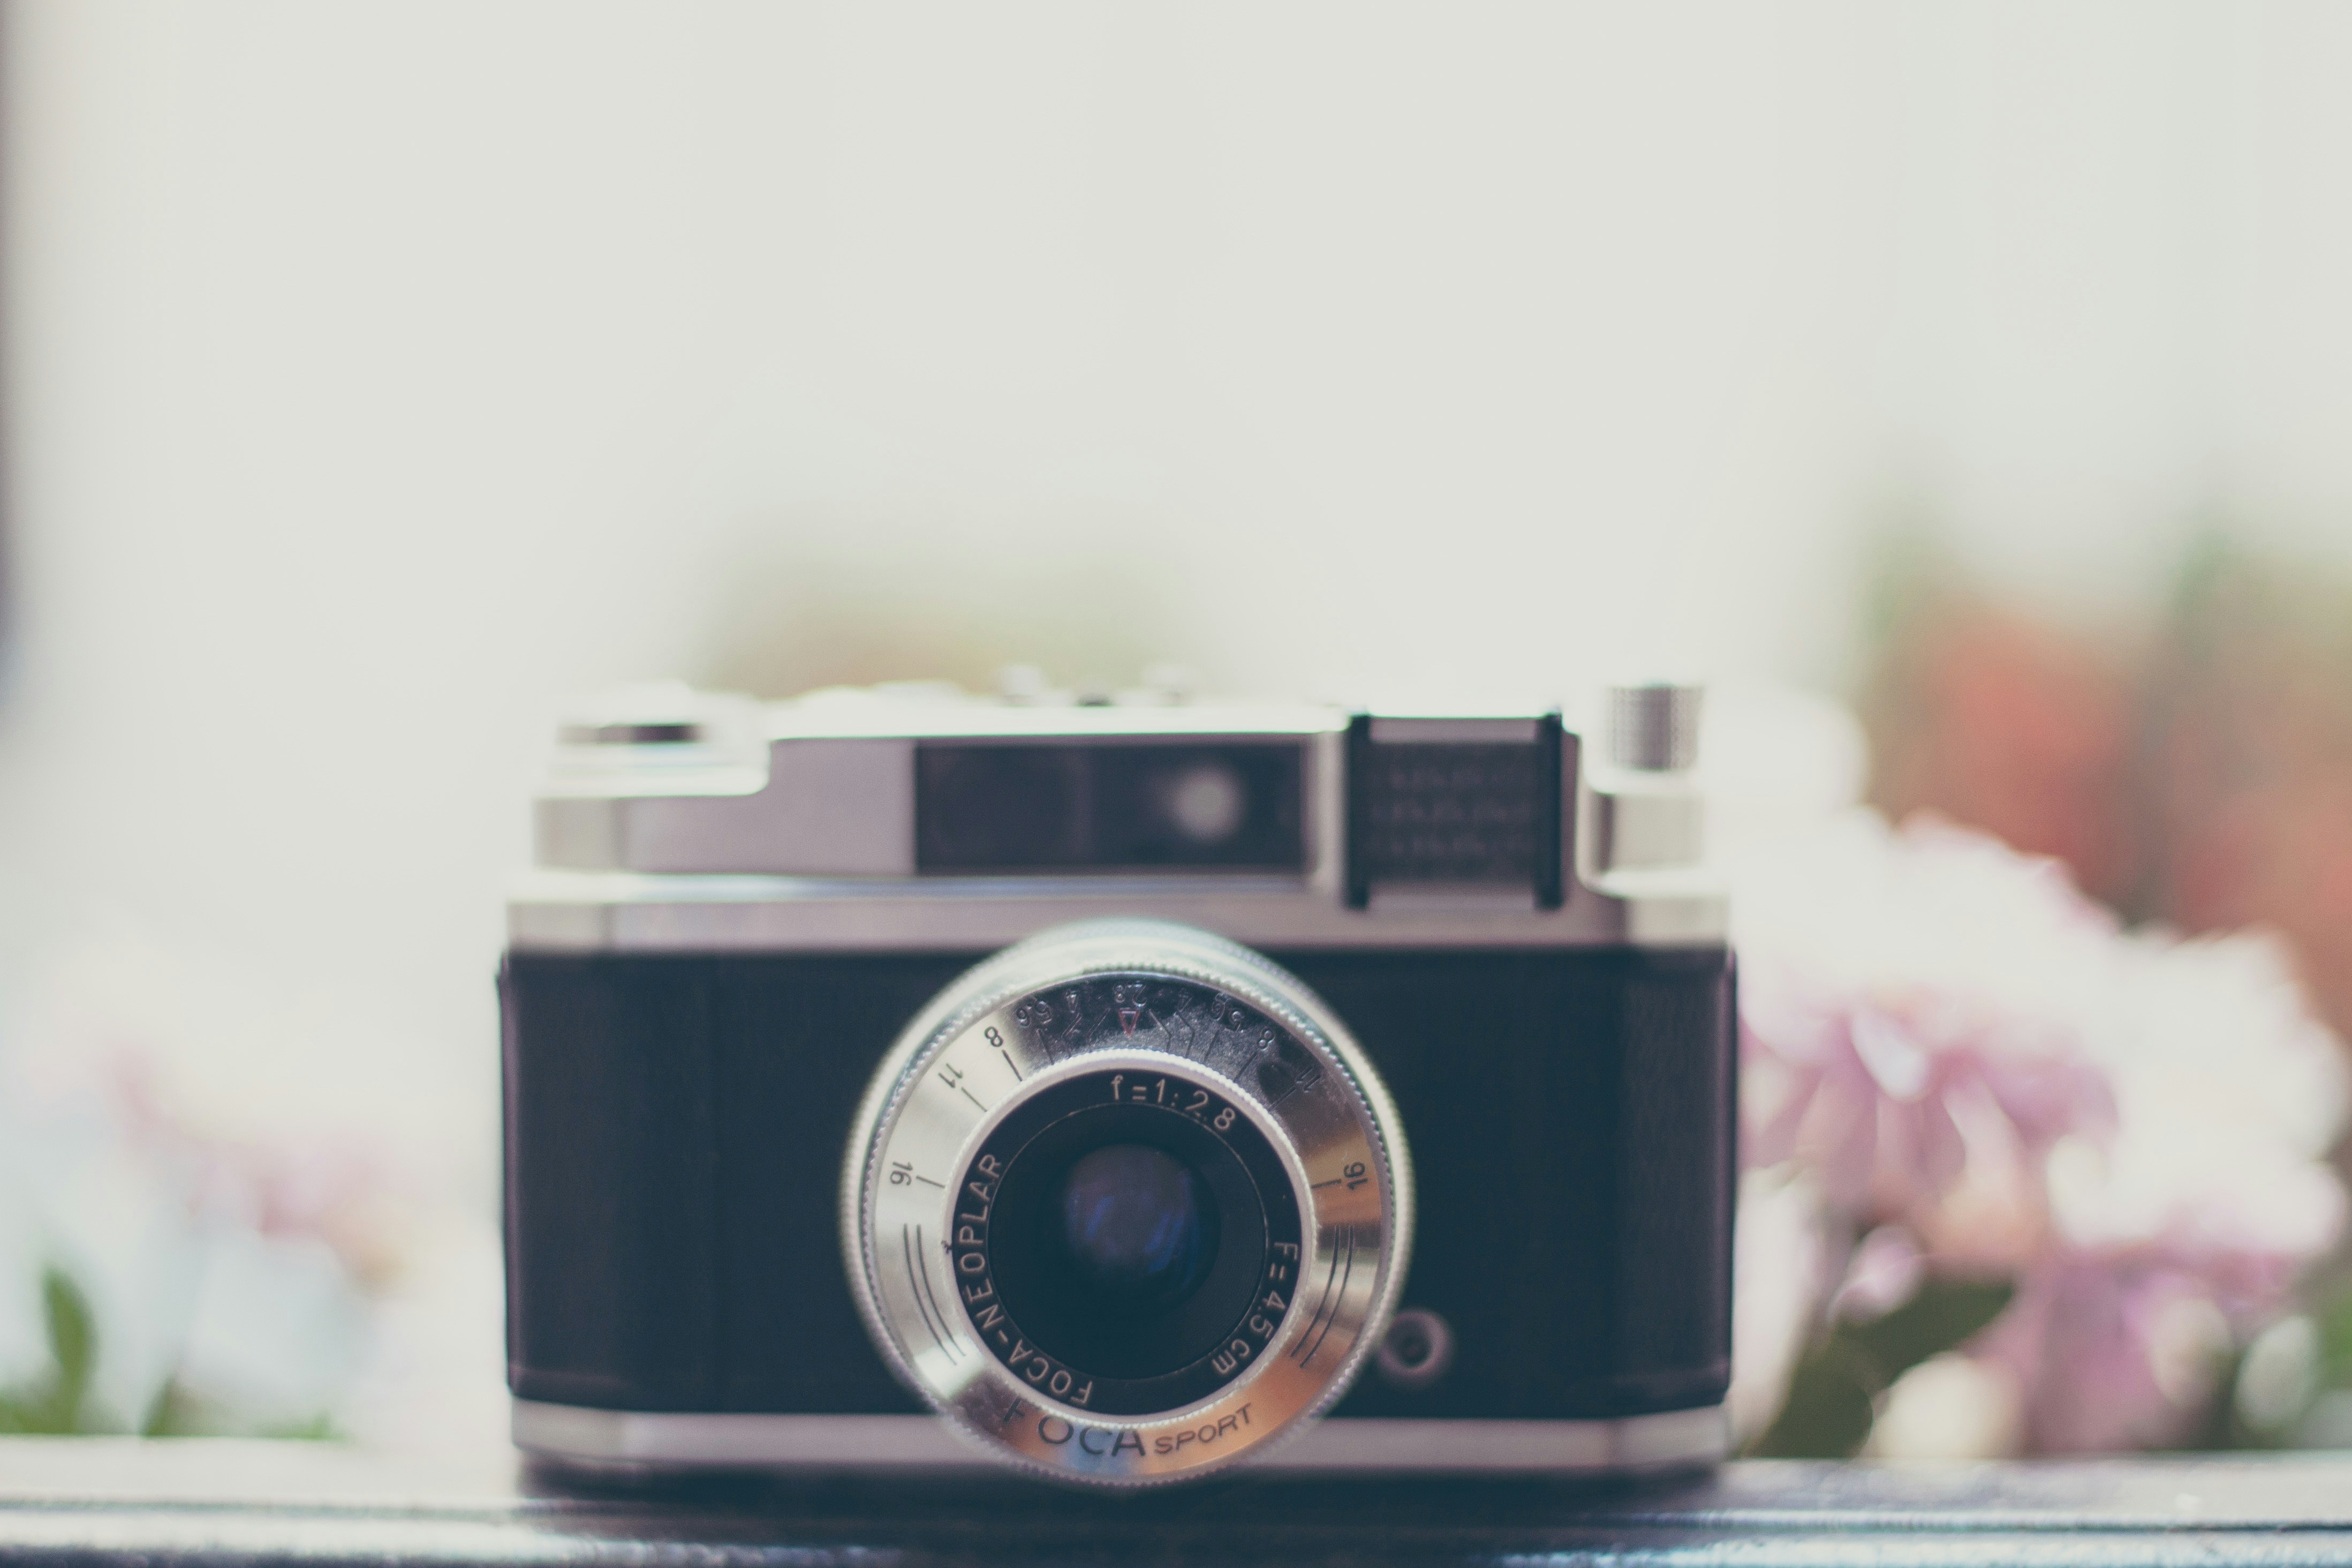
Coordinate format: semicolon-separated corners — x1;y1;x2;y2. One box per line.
503;681;1733;1487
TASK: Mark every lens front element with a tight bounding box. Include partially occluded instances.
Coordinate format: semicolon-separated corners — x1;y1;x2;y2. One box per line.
843;922;1411;1487
1058;1141;1213;1302
956;1060;1302;1412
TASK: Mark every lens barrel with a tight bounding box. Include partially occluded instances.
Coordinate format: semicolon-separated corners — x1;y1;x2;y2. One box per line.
842;920;1412;1487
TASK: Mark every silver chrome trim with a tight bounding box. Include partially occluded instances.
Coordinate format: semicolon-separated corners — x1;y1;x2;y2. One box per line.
506;870;1728;951
768;700;1347;741
840;920;1412;1488
540;738;920;876
1589;775;1707;873
511;1402;1730;1475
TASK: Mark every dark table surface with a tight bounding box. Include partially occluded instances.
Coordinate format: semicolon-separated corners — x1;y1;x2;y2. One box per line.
4;1440;2352;1566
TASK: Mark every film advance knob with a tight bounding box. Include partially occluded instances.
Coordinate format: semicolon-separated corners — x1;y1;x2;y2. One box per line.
1607;683;1703;773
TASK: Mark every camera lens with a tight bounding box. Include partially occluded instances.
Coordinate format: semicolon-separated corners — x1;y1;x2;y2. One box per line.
845;920;1412;1486
1057;1143;1214;1302
962;1072;1289;1399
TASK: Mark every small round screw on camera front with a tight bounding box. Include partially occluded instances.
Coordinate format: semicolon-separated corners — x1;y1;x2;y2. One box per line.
1375;1308;1455;1390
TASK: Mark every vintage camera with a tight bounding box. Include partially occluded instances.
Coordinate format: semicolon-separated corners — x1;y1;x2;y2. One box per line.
502;677;1734;1488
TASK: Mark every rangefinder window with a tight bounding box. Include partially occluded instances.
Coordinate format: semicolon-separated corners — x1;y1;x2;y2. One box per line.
916;741;1305;873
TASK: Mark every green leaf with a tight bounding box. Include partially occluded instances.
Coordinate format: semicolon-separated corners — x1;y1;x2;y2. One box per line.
41;1267;96;1411
1750;1336;1879;1458
1844;1278;2014;1382
1746;1278;2016;1459
140;1379;209;1438
0;1266;109;1433
2312;1276;2352;1387
259;1413;341;1442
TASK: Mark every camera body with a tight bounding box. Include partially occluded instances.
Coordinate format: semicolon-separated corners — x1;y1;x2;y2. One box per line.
503;681;1734;1481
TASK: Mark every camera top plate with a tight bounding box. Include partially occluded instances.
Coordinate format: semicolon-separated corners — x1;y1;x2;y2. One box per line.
513;683;1724;954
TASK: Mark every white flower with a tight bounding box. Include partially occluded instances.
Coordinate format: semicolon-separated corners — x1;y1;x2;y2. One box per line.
2234;1315;2321;1433
1730;810;2127;1031
1729;1166;1832;1445
0;923;488;1435
2056;931;2347;1266
1866;1353;2024;1460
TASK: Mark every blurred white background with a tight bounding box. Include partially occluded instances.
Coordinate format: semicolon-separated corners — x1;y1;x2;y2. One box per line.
1;0;2349;1193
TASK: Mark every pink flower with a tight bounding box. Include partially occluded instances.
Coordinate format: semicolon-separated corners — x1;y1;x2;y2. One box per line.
1730;808;2347;1454
101;1052;410;1289
1742;964;2112;1267
1972;1252;2232;1452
